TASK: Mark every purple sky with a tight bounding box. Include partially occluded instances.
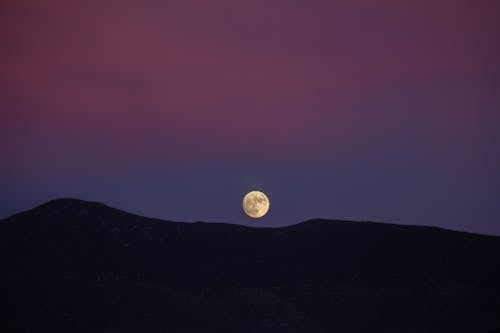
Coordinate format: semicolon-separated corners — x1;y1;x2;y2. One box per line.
1;0;500;234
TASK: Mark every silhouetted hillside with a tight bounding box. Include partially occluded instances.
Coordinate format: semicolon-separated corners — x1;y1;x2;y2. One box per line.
1;198;500;332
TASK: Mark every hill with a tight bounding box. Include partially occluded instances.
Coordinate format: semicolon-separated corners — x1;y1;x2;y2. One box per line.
1;198;500;332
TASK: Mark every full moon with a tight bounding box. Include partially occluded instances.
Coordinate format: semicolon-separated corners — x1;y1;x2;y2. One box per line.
242;191;270;218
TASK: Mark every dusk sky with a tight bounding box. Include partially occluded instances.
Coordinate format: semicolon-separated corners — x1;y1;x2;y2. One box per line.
1;0;499;234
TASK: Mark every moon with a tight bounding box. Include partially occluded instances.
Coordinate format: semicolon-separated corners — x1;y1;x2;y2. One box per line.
242;191;270;218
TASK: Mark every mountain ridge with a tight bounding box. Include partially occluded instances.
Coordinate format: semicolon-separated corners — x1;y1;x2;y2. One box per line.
3;197;496;239
2;198;500;332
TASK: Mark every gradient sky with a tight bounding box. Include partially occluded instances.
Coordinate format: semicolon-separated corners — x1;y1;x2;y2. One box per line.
1;0;499;234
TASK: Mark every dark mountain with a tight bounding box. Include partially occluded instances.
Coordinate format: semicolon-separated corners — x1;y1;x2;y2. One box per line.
1;198;500;332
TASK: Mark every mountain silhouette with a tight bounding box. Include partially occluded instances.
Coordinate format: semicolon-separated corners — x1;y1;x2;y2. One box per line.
1;198;500;332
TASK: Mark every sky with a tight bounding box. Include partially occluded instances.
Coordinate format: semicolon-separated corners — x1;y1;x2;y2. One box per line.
1;0;499;234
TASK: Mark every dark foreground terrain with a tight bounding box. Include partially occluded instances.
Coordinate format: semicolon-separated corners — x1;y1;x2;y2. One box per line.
1;199;500;332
